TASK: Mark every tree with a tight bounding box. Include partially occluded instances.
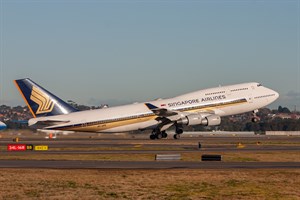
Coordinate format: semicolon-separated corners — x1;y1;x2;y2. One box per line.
278;106;291;113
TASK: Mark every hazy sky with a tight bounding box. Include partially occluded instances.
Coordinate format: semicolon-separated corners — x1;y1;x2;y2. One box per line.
1;0;299;110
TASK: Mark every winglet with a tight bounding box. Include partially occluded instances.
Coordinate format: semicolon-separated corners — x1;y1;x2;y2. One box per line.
145;103;158;110
145;103;177;117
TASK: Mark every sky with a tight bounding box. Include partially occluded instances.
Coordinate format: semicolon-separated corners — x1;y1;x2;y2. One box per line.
0;0;299;110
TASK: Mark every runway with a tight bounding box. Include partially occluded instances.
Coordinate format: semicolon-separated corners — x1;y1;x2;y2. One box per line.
0;160;299;169
0;160;300;169
2;145;300;155
1;133;299;169
1;135;300;154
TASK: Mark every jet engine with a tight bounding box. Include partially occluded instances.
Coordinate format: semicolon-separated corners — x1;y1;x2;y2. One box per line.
178;114;221;126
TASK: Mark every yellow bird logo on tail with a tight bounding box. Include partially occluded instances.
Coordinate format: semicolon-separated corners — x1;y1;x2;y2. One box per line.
30;86;54;114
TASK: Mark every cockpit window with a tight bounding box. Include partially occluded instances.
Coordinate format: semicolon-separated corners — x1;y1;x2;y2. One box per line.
257;83;262;87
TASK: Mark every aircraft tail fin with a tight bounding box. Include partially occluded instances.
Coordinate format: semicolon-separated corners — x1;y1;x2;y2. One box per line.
14;78;78;118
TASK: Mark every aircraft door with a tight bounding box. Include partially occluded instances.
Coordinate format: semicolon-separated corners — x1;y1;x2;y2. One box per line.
248;85;255;103
226;87;231;96
81;120;87;128
248;94;253;103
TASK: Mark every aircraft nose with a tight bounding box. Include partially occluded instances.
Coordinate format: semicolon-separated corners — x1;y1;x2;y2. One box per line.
269;89;279;101
273;90;279;100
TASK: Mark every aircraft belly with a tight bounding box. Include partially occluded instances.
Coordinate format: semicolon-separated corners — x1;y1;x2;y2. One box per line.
100;120;158;133
50;115;158;132
221;103;256;116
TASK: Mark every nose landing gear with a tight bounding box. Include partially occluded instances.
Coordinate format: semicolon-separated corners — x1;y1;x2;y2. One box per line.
251;110;260;123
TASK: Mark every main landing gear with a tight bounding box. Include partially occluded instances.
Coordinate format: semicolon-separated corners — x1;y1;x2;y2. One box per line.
150;130;168;140
150;126;184;140
173;127;183;140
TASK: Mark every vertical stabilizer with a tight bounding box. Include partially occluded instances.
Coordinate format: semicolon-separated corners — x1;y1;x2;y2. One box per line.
14;78;78;118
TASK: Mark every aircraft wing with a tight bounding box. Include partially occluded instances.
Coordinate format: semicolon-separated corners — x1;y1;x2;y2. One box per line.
145;103;219;130
145;103;184;131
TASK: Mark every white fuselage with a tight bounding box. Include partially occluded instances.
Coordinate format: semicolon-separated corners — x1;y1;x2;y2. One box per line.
29;82;279;133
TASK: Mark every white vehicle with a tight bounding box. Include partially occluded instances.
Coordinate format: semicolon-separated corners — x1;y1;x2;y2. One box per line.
15;78;279;139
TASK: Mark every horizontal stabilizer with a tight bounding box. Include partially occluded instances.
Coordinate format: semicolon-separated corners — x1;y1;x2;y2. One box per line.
28;119;70;127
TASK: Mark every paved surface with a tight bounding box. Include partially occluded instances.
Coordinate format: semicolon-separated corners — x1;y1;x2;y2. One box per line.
2;146;300;155
1;134;299;169
0;160;299;169
1;135;300;154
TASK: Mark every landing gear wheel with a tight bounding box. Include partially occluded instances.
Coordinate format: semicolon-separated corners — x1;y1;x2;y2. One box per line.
251;110;260;123
176;128;183;134
149;129;168;140
252;117;259;123
173;134;180;139
161;131;168;138
150;134;156;140
156;133;163;139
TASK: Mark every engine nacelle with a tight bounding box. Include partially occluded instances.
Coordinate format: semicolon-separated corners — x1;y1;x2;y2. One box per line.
178;114;221;126
178;114;202;126
201;114;221;126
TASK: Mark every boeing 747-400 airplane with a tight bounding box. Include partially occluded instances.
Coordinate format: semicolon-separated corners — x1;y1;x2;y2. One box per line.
15;78;279;139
